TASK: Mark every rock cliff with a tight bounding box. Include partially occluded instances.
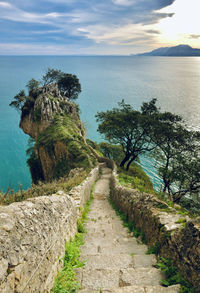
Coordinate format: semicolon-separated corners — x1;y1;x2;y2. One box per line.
19;84;95;183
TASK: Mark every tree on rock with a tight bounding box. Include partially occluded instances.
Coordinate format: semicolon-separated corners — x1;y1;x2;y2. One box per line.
58;73;81;100
42;68;63;85
42;68;81;100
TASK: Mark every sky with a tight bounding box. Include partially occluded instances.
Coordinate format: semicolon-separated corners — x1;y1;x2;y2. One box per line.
0;0;199;55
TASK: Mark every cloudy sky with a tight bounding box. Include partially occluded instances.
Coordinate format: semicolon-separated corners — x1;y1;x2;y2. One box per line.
0;0;199;55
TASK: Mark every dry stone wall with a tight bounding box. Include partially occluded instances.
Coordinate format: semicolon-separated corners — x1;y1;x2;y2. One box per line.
109;168;200;292
0;166;99;293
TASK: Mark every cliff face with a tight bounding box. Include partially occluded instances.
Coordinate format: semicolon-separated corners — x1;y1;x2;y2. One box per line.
20;84;95;183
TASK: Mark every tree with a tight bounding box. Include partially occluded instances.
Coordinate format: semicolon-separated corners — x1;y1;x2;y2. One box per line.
42;68;63;85
150;112;187;193
99;142;124;163
42;68;82;100
96;100;155;170
57;73;81;100
162;132;200;202
26;78;39;95
9;90;26;111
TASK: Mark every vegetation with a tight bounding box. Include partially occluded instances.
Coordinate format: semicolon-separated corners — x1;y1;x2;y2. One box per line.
109;197;147;243
156;257;195;293
9;68;81;116
117;164;154;194
42;68;81;100
0;169;88;206
96;99;200;204
96;100;155;171
51;184;94;293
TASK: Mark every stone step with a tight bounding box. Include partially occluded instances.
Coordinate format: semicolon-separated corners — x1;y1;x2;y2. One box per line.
119;267;163;287
78;267;163;290
81;254;156;270
80;254;134;269
80;243;147;255
79;284;180;293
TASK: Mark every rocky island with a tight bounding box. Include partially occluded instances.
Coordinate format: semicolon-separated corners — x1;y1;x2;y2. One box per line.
10;69;96;184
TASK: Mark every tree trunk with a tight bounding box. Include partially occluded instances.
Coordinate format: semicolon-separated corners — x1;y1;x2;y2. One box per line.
126;155;137;171
120;154;131;168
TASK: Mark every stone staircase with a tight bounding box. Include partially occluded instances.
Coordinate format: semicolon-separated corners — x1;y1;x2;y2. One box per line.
77;166;180;293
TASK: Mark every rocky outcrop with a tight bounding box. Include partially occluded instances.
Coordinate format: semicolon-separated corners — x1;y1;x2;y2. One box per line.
0;166;99;293
19;84;95;183
20;84;80;139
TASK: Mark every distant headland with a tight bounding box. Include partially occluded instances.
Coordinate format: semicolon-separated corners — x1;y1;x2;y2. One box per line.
134;44;200;57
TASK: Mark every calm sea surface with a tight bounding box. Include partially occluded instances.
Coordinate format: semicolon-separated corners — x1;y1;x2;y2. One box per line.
0;56;200;192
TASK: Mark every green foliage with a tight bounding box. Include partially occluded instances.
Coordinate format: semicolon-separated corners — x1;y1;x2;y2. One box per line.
26;78;39;95
36;114;92;179
118;164;154;194
156;257;195;292
9;90;26;111
42;68;63;85
51;185;94;293
58;73;81;100
51;233;84;293
37;114;81;148
96;99;156;170
99;142;123;164
146;242;161;255
96;99;200;204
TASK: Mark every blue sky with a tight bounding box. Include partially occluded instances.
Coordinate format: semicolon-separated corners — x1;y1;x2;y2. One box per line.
0;0;199;55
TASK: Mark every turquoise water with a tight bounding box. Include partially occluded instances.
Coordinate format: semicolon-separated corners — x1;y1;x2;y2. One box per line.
0;56;200;192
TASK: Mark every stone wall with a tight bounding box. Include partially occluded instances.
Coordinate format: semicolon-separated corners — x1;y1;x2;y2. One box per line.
0;166;99;293
109;167;200;291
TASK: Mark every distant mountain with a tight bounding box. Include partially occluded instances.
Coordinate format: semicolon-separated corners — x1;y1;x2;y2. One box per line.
136;45;200;56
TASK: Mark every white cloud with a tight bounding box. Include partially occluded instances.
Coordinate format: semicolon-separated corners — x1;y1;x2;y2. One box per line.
112;0;136;6
77;23;156;45
0;1;12;8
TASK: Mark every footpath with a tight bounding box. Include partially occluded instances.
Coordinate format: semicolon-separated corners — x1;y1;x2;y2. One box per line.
77;165;180;293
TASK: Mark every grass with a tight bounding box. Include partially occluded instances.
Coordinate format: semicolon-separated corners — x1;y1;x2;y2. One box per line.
109;196;147;243
51;184;94;293
0;169;88;206
117;163;154;194
156;257;195;293
146;242;161;255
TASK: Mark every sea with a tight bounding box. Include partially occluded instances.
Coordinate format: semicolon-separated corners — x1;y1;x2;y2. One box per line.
0;56;200;192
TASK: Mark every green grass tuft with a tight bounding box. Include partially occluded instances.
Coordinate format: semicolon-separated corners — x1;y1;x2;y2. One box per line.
156;257;195;293
118;164;154;194
51;185;95;293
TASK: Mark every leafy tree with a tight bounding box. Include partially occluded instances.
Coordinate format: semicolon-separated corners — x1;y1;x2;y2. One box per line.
58;73;81;100
42;68;63;85
99;142;124;163
150;112;187;193
42;68;81;100
9;90;26;111
141;98;159;115
165;133;200;202
26;78;39;95
96;100;155;170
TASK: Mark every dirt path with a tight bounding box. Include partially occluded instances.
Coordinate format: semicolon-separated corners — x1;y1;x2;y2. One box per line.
77;165;180;293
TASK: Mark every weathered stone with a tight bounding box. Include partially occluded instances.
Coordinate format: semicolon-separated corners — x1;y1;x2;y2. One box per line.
0;166;98;293
81;269;119;289
119;268;162;286
81;254;134;270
